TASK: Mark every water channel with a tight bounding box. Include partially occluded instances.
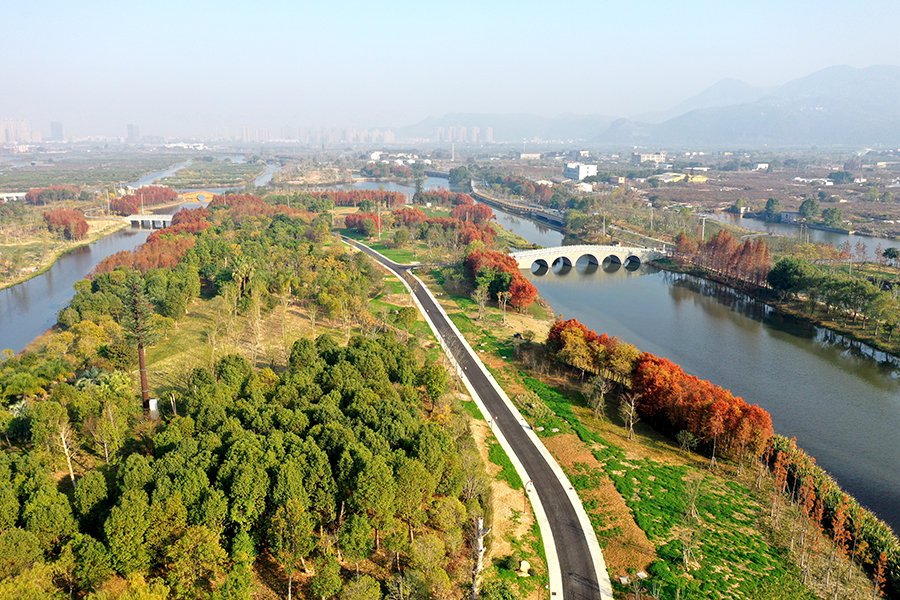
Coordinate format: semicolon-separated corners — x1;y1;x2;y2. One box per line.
477;197;900;535
710;211;900;253
366;179;900;532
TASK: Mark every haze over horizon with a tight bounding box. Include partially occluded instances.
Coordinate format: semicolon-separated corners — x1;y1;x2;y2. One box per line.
5;0;900;140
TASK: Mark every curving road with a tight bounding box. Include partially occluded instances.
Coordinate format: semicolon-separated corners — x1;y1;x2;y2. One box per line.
344;237;611;600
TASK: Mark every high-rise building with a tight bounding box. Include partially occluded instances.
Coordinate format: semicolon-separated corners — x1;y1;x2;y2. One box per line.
471;126;480;143
436;127;444;142
127;123;140;142
1;120;32;144
50;122;63;141
458;127;467;143
485;127;494;143
447;127;456;144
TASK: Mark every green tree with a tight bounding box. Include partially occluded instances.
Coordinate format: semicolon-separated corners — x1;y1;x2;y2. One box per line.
394;458;437;541
352;454;396;550
764;198;781;219
798;198;819;219
29;400;78;488
164;526;226;600
104;489;151;575
767;257;814;299
309;554;342;600
0;527;43;578
393;228;411;248
122;274;161;413
268;499;316;600
340;574;381;600
21;488;77;551
822;206;844;228
73;470;107;524
339;513;373;574
418;363;448;404
480;578;519;600
70;533;113;591
883;246;899;267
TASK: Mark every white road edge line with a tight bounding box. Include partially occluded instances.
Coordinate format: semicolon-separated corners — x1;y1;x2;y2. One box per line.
343;238;613;600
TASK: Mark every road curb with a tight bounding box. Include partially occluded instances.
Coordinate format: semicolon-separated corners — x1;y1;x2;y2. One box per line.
342;237;612;600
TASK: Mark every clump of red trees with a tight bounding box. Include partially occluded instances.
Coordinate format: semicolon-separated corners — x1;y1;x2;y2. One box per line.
632;353;773;468
417;190;474;206
674;229;772;287
110;185;178;215
345;212;381;235
546;317;775;468
465;250;538;309
93;208;214;275
43;207;89;240
207;194;302;223
26;186;78;205
394;207;427;226
450;203;493;224
546;318;640;383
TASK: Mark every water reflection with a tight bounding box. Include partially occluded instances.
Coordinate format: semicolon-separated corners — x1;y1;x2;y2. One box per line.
525;265;900;533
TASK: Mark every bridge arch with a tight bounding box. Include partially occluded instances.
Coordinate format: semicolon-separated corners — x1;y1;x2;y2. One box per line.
512;244;666;276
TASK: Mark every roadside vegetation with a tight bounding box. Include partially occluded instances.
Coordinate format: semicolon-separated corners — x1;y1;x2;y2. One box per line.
423;271;899;599
0;189;546;599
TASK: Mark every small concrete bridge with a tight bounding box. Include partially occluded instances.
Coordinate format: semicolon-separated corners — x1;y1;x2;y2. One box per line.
125;214;173;229
510;244;666;273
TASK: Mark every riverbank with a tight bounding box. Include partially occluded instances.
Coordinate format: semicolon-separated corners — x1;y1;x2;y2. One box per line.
0;218;127;292
652;257;900;359
420;267;883;599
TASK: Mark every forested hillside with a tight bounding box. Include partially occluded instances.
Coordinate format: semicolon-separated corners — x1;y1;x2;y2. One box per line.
0;192;504;599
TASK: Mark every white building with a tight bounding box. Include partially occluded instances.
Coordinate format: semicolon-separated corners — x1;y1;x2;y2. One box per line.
563;163;598;181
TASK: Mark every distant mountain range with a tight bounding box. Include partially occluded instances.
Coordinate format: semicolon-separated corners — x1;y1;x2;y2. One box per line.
598;65;900;147
399;66;900;148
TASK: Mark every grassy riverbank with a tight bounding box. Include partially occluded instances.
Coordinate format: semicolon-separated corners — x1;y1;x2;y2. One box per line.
419;266;880;599
0;218;127;291
653;256;900;358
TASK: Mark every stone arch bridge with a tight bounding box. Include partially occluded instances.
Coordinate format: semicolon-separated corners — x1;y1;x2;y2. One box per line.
510;244;666;273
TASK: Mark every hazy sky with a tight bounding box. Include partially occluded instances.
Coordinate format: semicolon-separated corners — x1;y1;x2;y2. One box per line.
5;0;900;138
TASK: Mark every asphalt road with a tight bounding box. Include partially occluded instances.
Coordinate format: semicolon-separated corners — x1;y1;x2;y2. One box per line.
346;239;604;600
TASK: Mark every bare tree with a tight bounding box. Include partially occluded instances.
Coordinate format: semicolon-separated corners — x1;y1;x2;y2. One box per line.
583;375;612;420
618;391;641;440
496;291;511;324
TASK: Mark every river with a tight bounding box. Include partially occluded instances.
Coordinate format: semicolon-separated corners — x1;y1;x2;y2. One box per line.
475;196;900;535
0;157;286;354
0;228;152;354
710;211;900;253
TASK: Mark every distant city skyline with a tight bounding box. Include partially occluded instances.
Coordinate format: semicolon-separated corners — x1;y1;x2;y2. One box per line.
2;0;899;140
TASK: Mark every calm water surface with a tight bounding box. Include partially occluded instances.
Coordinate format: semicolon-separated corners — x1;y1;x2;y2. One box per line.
402;181;900;532
1;229;151;353
711;212;900;252
524;261;900;534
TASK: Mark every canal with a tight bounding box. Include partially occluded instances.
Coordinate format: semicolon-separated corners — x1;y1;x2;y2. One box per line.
480;192;900;535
